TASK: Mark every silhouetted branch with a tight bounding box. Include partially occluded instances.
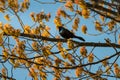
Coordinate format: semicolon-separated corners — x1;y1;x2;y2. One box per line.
3;33;120;48
19;33;120;48
52;51;120;69
86;2;120;22
0;73;16;80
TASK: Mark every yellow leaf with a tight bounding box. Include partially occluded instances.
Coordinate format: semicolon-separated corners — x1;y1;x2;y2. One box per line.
30;12;35;22
0;32;3;46
60;51;66;59
65;1;74;11
114;67;120;77
64;62;70;67
75;67;83;77
78;1;87;9
25;62;31;67
57;42;63;51
99;15;105;22
24;25;31;34
55;58;61;66
14;62;20;68
80;46;87;57
53;77;59;80
32;42;39;51
29;67;36;76
81;25;87;34
54;16;62;28
118;39;120;45
9;59;15;65
67;39;74;49
114;63;119;68
0;7;5;12
4;14;10;21
3;24;14;35
102;56;109;67
14;29;20;37
42;46;52;57
105;66;111;75
95;21;102;32
41;30;50;37
81;9;90;19
107;20;116;31
87;53;94;63
66;53;75;64
2;49;9;60
65;77;70;80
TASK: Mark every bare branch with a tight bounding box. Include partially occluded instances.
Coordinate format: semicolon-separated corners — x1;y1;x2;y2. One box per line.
0;73;16;80
3;33;120;48
52;51;120;69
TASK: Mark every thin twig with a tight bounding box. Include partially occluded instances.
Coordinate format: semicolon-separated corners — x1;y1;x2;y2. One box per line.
52;51;120;69
3;33;120;48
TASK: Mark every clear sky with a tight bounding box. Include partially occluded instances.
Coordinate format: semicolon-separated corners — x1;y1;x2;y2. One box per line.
0;0;119;80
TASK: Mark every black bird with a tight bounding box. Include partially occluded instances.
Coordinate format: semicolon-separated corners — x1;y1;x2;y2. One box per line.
58;26;85;41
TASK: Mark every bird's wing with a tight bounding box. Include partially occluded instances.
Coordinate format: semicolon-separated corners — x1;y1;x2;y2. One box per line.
59;28;74;38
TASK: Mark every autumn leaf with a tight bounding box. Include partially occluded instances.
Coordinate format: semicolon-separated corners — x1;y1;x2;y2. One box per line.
4;14;10;21
87;53;94;63
75;67;83;77
80;46;87;57
81;25;87;34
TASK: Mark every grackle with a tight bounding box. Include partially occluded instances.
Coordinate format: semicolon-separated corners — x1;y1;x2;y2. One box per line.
58;26;85;41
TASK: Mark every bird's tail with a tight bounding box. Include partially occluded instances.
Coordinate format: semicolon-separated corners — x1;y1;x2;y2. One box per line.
74;36;85;41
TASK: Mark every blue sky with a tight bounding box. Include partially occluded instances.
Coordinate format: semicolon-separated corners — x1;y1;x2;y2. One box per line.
0;0;119;80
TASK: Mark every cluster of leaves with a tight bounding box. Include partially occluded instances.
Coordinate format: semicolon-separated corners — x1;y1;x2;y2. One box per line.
0;0;30;13
0;0;120;80
54;0;120;34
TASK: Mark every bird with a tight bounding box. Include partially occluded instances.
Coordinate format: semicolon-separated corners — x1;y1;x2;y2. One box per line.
58;26;85;41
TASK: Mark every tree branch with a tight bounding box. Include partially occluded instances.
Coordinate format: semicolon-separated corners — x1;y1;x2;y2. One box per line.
0;73;16;80
89;8;120;22
19;33;120;48
52;51;120;69
4;33;120;48
86;2;120;22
